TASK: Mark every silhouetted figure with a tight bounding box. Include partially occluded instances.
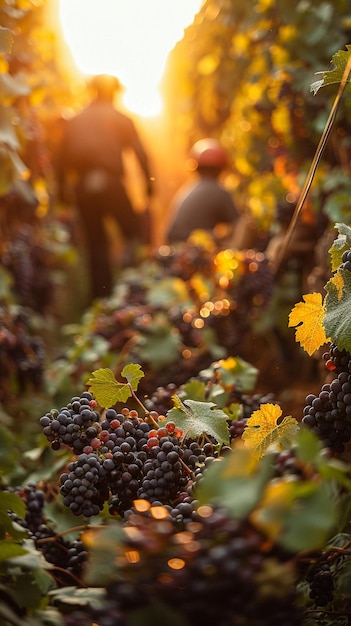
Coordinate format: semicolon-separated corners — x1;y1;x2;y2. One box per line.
55;74;154;301
166;138;239;244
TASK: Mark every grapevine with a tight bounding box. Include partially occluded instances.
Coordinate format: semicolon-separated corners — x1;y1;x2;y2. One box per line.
2;15;351;625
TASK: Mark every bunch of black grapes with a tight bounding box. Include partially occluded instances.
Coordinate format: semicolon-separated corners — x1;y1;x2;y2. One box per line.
302;343;351;452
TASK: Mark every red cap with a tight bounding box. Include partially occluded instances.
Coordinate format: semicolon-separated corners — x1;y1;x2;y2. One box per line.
190;138;228;169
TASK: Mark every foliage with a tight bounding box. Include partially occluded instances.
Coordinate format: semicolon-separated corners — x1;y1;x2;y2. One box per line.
242;403;299;458
86;364;145;408
311;44;351;94
288;292;330;355
289;223;351;354
44;242;273;402
167;395;230;444
3;4;351;626
163;0;351;231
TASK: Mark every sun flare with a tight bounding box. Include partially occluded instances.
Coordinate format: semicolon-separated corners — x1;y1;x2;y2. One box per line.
59;0;202;118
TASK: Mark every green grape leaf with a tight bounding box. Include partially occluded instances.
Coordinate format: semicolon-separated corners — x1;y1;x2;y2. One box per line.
146;276;190;307
328;223;351;272
196;447;274;519
223;403;243;421
11;566;55;611
83;525;126;586
295;428;351;490
335;222;351;241
252;480;337;552
206;383;231;408
166;397;230;444
329;232;348;272
121;363;144;391
311;46;351;95
180;380;207;401
324;269;351;351
48;586;105;608
0;492;27;540
219;356;259;392
0;539;28;563
137;327;181;369
86;368;132;408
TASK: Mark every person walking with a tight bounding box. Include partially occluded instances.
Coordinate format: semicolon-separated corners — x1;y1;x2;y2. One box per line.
165;138;239;245
55;74;154;302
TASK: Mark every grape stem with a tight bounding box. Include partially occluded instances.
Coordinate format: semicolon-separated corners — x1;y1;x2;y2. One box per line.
35;524;103;543
50;565;88;588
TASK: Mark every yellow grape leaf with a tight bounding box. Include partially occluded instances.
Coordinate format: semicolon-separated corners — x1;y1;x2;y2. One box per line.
288;292;329;355
242;404;299;459
329;271;344;301
250;479;297;540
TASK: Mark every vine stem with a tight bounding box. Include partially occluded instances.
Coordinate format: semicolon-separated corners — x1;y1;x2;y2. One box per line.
273;52;351;275
128;384;161;428
35;524;103;543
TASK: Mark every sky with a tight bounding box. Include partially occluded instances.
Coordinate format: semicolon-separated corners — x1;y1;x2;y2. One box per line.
59;0;203;117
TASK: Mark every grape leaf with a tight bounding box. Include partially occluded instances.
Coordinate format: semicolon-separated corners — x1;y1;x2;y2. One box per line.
196;446;274;519
121;363;144;391
0;491;26;540
0;539;28;563
218;356;259;392
335;222;351;242
328;223;351;272
166;397;230;444
242;404;299;459
251;479;337;552
146;277;190;307
180;380;207;401
136;324;181;369
328;271;344;301
324;270;351;351
311;45;351;95
288;292;329;355
224;403;243;420
86;367;141;408
329;234;348;272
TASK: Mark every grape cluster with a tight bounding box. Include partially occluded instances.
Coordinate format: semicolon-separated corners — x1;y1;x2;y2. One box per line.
306;560;334;607
41;391;237;519
323;342;351;374
40;391;101;453
302;371;351;452
5;483;45;534
4;483;87;584
137;437;187;503
104;502;302;626
2;224;54;312
341;248;351;272
271;448;320;481
234;250;274;311
144;383;177;415
0;306;45;398
60;453;109;517
41;397;203;517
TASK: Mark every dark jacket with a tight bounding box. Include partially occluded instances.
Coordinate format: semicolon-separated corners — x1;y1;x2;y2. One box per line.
166;176;239;244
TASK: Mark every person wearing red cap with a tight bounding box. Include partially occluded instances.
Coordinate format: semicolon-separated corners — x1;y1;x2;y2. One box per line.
165;138;239;245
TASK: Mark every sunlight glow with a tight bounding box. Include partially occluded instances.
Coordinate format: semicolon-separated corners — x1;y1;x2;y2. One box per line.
59;0;202;118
